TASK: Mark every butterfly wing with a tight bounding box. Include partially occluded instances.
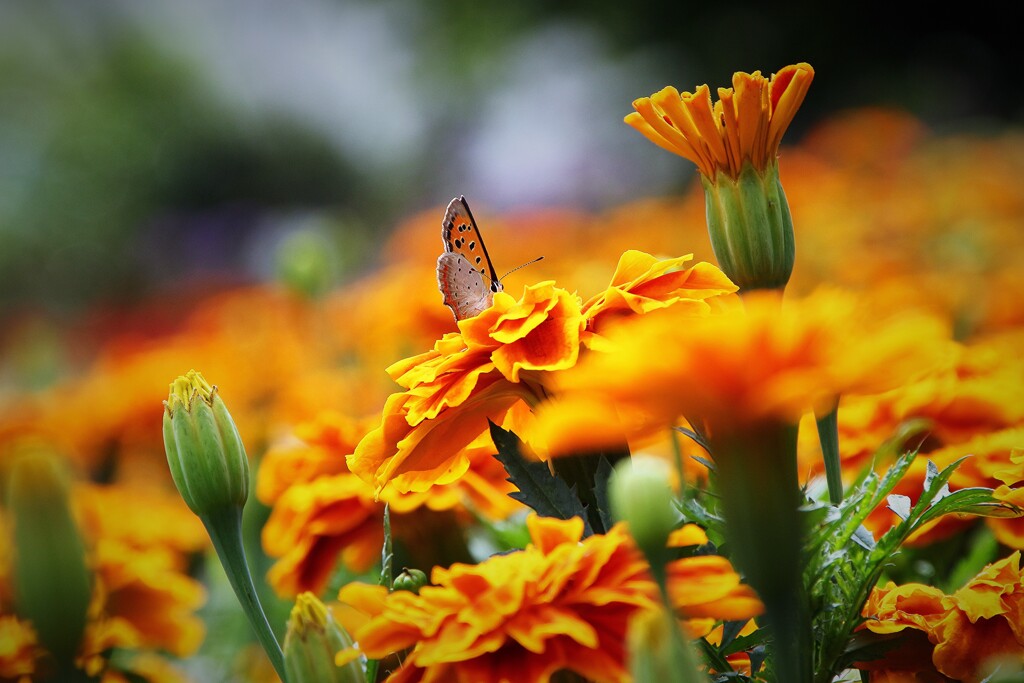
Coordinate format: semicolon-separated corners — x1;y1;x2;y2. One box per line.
437;251;493;320
441;196;502;294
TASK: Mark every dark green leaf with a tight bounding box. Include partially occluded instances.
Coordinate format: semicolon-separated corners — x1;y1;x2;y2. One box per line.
593;456;615;534
490;421;591;532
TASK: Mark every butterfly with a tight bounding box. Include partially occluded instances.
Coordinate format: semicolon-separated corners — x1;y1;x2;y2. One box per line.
437;196;503;321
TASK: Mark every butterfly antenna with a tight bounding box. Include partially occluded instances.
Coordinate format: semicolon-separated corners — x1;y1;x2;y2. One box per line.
498;256;544;283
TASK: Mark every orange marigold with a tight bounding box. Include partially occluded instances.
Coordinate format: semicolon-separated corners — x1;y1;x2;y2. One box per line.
350;253;736;494
258;411;520;596
858;552;1024;682
626;63;814;179
335;515;761;683
543;289;950;445
337;515;656;683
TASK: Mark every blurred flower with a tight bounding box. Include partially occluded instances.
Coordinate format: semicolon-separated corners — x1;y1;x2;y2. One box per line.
78;540;206;677
74;483;208;680
0;614;39;681
546;288;950;438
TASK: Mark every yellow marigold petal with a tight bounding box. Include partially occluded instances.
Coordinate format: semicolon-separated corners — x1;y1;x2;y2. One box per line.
628;63;814;178
667;524;708;547
507;605;599;652
528;513;585;553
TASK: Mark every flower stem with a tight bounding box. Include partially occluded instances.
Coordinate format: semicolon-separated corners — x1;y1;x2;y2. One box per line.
711;422;812;683
816;405;843;504
203;508;287;682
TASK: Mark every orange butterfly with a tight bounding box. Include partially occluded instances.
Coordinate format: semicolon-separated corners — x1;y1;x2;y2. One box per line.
436;196;503;321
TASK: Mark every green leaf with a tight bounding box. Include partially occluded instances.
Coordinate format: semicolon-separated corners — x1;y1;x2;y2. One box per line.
379;504;393;588
593;455;615;534
489;421;591;533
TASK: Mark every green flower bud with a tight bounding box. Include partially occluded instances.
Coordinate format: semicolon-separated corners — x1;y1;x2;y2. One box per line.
627;608;704;683
608;456;677;573
7;448;92;670
393;568;428;594
284;592;365;683
276;227;339;299
703;161;796;292
163;370;249;516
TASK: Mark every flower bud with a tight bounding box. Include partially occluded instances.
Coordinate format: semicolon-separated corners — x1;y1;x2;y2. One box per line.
393;568;428;594
6;448;92;668
609;456;678;571
284;592;365;683
163;370;249;516
703;162;795;292
627;608;703;683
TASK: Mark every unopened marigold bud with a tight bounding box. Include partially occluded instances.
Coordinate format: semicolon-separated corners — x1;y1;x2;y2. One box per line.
609;456;677;571
163;370;249;515
284;592;365;683
7;448;91;669
393;568;428;594
627;607;704;683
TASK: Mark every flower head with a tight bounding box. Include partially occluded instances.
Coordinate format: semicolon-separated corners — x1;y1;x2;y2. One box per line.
350;253;737;495
626;63;814;180
336;515;657;683
858;553;1024;682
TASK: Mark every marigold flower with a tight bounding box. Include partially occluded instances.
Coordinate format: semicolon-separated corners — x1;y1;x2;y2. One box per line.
333;514;760;683
349;282;583;495
259;412;519;596
336;515;656;683
351;252;738;494
581;250;738;334
627;64;814;291
626;64;814;180
552;289;950;433
858;553;1024;682
0;615;39;680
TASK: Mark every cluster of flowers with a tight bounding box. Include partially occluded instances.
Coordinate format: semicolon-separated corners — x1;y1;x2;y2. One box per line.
1;62;1024;683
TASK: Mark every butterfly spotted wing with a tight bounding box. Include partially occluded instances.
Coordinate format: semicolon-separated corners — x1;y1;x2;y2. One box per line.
437;196;502;321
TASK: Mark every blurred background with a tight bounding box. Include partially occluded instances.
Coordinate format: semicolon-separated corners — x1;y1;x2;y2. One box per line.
0;0;1018;319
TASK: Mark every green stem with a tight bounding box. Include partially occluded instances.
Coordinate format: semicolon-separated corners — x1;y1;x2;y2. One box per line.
203;508;287;682
712;422;811;683
816;405;843;504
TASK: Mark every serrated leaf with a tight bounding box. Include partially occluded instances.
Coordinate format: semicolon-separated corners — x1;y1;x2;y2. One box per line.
887;494;911;520
674;425;712;454
691;455;716;471
852;524;876;550
490;421;591;532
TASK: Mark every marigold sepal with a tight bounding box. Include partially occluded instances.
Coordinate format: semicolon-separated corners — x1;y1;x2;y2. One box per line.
703;161;795;291
284;592;365;683
6;448;91;675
